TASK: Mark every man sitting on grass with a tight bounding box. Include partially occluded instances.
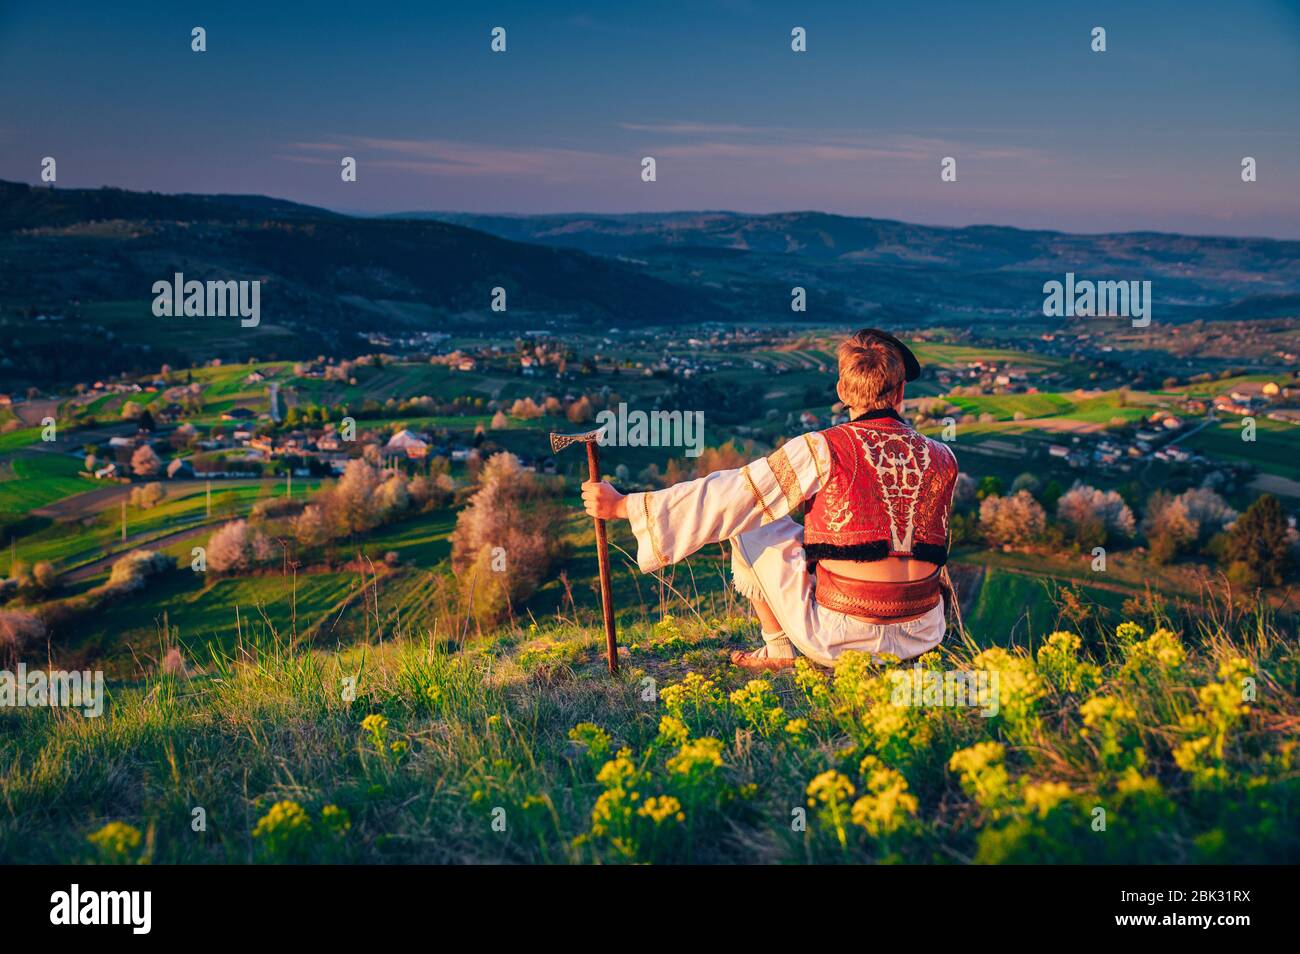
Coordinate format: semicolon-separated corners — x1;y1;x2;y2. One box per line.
581;328;959;671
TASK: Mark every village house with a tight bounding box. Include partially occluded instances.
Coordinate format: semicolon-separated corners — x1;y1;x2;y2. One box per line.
384;428;430;459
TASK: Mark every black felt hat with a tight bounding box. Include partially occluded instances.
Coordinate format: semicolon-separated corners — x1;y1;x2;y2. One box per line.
858;328;921;382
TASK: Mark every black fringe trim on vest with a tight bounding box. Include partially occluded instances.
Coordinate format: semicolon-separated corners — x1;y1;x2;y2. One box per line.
804;540;949;566
912;542;950;567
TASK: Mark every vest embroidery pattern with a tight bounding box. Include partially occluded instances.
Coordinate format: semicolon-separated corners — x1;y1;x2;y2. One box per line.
856;425;931;553
804;417;957;563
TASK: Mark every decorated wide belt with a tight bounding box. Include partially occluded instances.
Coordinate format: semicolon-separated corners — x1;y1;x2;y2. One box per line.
814;565;942;622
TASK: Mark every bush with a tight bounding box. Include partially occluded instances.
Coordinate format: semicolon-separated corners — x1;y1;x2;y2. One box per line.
207;520;273;575
1056;482;1135;545
129;482;166;509
106;549;174;593
1222;494;1292;587
0;609;44;659
328;459;382;536
130;444;162;477
1143;488;1236;563
293;504;331;550
979;491;1046;548
450;452;566;624
250;497;305;523
31;561;59;596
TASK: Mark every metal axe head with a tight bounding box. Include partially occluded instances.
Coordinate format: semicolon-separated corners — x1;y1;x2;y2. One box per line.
549;428;603;454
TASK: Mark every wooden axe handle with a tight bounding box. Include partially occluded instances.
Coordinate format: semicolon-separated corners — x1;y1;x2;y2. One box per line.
585;441;619;674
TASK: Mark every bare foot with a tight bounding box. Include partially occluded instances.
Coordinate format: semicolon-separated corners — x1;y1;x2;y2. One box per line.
729;648;795;672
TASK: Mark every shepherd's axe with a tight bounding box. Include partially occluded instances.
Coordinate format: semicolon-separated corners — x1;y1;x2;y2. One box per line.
550;428;618;674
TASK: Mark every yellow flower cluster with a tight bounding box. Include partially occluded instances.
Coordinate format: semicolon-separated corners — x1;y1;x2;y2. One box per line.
1079;694;1145;771
252;800;313;858
585;747;687;861
1123;627;1186;674
806;769;854;807
656;715;689;748
659;672;722;715
948;741;1013;815
729;679;788;735
637;795;686;825
793;658;832;709
596;747;642;789
850;756;919;837
831;651;893;710
861;696;933;764
320;804;351;836
86;821;143;862
569;722;614;762
805;770;856;849
653;615;687;651
972;647;1046;734
1174;657;1253;786
667;737;725;777
1021;781;1074;819
1036;631;1101;694
1114;621;1145;645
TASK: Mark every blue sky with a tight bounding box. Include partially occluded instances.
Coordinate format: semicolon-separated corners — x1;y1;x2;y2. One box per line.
2;0;1298;236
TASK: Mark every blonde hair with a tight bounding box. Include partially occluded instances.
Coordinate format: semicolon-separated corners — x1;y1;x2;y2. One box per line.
837;330;906;411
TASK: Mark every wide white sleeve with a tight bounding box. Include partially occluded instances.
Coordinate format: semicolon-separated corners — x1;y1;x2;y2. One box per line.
624;431;831;573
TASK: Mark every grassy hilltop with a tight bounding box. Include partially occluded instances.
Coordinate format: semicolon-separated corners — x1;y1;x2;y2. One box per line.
0;574;1296;864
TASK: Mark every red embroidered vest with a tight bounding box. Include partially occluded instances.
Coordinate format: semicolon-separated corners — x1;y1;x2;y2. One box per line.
803;414;958;566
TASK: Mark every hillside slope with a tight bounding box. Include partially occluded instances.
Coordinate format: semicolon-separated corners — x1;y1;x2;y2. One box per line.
0;181;725;388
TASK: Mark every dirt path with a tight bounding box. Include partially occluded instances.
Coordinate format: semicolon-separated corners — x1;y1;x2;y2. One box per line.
30;482;132;519
11;398;61;427
1250;473;1300;499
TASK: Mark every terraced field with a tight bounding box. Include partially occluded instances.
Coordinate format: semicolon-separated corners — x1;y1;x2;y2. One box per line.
63;569;365;673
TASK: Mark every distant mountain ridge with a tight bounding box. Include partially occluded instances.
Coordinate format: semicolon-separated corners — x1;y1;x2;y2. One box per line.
394;210;1300;297
0;180;727;386
2;179;1297;389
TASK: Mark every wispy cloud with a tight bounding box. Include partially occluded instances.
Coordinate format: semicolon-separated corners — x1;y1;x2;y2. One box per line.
283;124;1048;184
619;122;1049;165
281;136;617;180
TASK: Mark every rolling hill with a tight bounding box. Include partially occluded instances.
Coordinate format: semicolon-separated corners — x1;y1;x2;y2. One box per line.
0;181;727;388
5;180;1299;391
412;210;1300;296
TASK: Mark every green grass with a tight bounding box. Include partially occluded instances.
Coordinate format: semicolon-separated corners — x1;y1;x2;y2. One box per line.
359;511;457;567
1180;373;1294;398
907;341;1066;371
959;565;1127;647
1181;418;1300;481
1;480;320;574
0;427;42;453
60;569;363;669
0;584;1293;864
948;393;1075;421
0;454;91;514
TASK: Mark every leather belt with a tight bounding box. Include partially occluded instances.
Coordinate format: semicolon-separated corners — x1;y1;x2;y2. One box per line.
814;565;942;623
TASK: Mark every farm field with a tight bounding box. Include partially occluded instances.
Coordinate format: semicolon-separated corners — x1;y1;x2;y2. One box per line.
0;454;92;514
0;479;321;577
1180;417;1300;482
